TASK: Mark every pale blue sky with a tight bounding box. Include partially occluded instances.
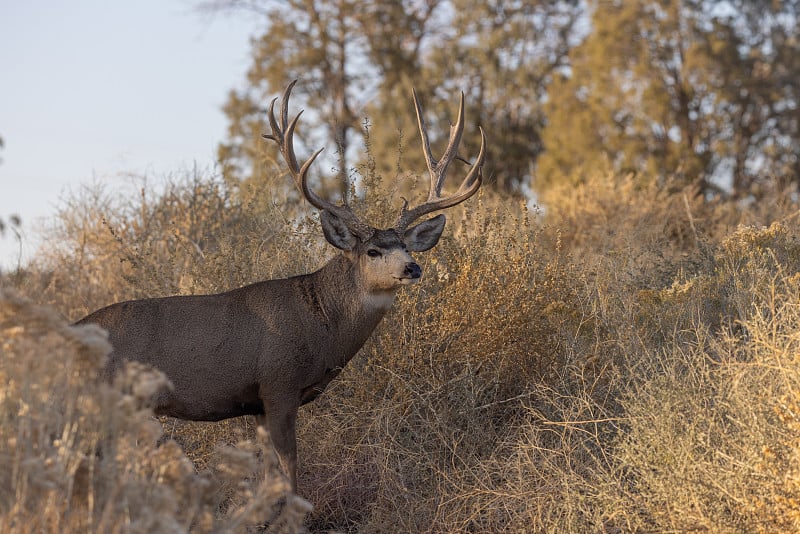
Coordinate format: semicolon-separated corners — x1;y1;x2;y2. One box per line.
0;1;262;269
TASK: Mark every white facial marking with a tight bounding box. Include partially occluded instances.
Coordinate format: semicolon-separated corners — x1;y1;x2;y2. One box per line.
364;292;396;310
362;246;419;292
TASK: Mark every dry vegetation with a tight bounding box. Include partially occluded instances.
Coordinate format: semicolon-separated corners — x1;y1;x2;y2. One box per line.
3;165;800;532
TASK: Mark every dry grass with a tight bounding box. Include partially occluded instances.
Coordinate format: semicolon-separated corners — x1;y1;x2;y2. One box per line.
0;287;310;533
3;166;800;532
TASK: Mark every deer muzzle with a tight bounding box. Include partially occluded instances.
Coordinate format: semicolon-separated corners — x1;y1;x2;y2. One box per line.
404;262;422;280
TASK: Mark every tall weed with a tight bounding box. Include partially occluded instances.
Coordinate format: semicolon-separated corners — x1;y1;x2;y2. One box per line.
0;288;309;532
602;224;800;532
3;163;800;532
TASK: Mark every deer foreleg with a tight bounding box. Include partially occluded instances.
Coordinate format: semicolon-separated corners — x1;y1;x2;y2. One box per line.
257;405;298;492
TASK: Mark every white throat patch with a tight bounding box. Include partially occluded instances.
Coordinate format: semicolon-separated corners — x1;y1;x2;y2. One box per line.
364;292;396;311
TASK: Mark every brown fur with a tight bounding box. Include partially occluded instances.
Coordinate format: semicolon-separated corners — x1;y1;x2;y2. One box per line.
78;82;484;493
78;229;435;490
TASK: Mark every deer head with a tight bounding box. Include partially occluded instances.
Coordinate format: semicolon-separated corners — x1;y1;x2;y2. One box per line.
263;80;485;297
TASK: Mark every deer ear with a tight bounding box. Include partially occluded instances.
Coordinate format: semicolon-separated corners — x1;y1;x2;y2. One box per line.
404;214;446;252
320;210;359;251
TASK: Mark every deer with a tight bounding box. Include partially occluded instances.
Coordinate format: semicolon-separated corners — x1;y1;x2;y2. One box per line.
76;81;485;492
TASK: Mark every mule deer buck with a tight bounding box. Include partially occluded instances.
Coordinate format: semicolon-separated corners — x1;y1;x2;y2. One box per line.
77;81;485;491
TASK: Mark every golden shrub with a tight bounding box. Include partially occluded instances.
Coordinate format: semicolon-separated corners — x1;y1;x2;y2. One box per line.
0;288;308;533
5;165;800;532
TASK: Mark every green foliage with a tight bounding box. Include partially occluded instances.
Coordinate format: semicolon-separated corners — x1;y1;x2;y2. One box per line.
214;1;799;200
214;0;580;196
537;0;800;197
436;0;579;193
216;0;390;198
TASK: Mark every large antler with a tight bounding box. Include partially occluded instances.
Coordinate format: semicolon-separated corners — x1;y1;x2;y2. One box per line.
263;80;373;239
394;89;486;232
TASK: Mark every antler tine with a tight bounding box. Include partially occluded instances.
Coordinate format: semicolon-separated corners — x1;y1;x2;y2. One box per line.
395;91;485;232
263;81;373;239
412;89;435;195
412;89;466;200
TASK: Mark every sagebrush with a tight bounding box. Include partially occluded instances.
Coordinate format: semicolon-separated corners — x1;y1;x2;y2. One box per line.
3;168;800;532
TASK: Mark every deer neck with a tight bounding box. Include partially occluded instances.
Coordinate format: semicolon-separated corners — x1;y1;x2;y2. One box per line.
306;255;396;362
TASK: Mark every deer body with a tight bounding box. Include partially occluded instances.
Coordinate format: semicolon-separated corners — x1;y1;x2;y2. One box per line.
81;256;386;420
77;82;485;492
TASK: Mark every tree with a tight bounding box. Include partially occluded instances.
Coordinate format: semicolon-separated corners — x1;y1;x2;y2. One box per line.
208;0;583;199
351;0;443;199
429;0;581;194
715;0;800;193
537;0;800;198
210;0;370;204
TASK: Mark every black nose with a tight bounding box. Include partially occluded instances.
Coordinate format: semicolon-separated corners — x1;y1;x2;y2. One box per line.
405;262;422;279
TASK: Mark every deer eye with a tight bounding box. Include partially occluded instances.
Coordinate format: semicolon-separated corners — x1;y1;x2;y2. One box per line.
367;249;382;258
